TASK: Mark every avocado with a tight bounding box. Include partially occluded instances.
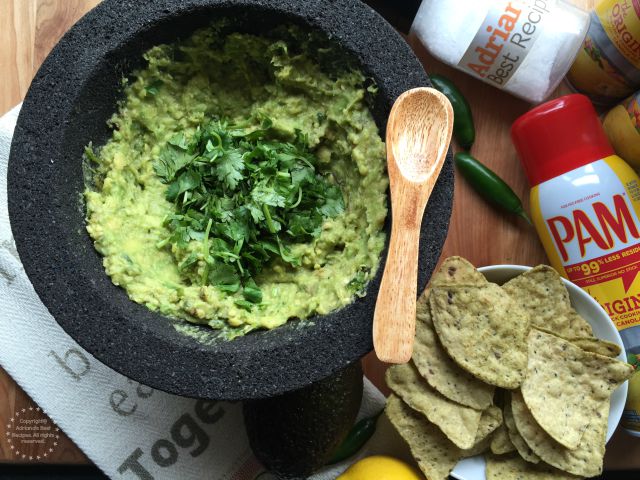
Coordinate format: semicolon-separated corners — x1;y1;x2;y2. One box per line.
243;361;363;478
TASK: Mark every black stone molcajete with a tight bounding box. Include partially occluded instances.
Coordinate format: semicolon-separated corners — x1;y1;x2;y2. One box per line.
7;0;454;400
244;362;364;478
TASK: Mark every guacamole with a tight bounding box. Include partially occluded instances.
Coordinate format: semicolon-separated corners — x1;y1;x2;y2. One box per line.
85;25;388;338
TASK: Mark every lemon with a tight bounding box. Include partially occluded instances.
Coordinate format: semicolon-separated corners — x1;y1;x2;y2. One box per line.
337;456;424;480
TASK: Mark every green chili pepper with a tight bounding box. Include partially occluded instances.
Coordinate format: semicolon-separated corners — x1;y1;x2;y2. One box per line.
430;74;475;149
454;152;531;224
326;411;383;465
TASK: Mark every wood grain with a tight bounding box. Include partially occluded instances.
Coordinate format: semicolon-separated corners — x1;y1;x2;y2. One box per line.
33;0;101;68
0;0;638;470
0;0;35;114
366;0;640;470
373;88;453;363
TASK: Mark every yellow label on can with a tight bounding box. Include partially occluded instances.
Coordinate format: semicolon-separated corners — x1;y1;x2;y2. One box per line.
532;156;640;330
567;0;640;102
530;154;640;433
597;0;640;69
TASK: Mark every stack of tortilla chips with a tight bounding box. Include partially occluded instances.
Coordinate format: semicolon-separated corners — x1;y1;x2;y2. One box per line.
385;257;634;480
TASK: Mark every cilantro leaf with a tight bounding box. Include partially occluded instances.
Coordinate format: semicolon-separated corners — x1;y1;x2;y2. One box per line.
165;170;202;202
215;149;245;189
251;183;286;208
154;117;345;306
318;184;345;217
153;145;192;182
208;262;240;287
168;132;189;150
243;278;263;304
145;79;164;96
348;265;371;298
234;299;255;311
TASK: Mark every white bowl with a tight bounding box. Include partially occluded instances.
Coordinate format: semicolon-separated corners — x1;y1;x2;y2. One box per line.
451;264;628;480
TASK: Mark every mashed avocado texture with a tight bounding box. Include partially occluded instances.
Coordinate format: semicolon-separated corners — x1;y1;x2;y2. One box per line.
85;25;388;339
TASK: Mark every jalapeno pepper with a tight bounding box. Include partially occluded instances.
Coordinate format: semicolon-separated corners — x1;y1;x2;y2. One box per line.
327;411;383;465
454;152;531;224
430;74;475;149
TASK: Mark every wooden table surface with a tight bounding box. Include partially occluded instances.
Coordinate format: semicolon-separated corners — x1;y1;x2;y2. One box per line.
1;0;639;472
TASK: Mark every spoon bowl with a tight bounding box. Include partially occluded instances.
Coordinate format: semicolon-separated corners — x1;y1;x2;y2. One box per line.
387;88;453;183
373;87;453;364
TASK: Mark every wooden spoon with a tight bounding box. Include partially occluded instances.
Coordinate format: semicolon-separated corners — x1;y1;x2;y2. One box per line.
373;87;453;364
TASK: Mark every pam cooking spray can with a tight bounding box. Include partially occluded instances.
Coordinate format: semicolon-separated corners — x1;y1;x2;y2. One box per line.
511;94;640;436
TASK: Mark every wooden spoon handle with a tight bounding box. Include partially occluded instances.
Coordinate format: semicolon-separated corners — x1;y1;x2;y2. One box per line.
373;219;421;364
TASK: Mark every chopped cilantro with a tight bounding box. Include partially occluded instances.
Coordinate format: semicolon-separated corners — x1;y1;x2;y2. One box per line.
348;265;371;298
145;79;164;96
153;119;345;306
83;143;99;163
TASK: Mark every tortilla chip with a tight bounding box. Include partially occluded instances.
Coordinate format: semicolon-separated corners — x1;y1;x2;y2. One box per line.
490;422;516;455
413;290;495;410
461;406;503;458
386;394;461;480
430;283;529;388
486;453;582;480
521;329;633;449
570;337;621;358
502;265;571;334
430;256;487;287
476;405;503;443
503;393;540;464
461;437;491;458
565;309;594;338
386;362;483;449
511;388;607;477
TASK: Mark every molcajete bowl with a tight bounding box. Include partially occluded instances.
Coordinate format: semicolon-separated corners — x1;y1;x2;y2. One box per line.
7;0;453;400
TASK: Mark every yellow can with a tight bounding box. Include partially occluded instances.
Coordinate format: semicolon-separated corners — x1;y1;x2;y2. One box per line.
624;354;640;435
603;91;640;168
567;0;640;104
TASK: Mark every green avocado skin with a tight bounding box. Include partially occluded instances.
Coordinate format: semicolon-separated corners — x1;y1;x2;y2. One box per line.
243;362;363;478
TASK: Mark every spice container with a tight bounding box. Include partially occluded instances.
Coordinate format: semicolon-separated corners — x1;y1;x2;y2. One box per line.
511;94;640;437
410;0;590;103
567;0;640;105
602;90;640;168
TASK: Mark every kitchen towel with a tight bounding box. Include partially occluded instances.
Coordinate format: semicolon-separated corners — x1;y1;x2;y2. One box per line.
0;104;405;480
